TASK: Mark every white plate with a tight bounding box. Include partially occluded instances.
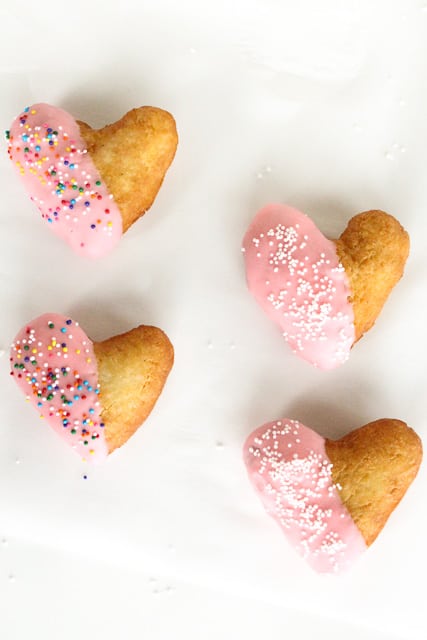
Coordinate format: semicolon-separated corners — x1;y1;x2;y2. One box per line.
1;1;426;638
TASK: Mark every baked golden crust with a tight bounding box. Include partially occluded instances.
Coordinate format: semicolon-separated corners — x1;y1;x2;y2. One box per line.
78;107;178;232
325;419;422;546
335;210;409;342
93;325;174;453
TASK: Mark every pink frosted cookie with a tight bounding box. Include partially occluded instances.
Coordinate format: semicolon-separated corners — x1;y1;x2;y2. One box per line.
242;204;354;369
244;418;421;573
10;313;174;462
6;102;178;258
242;203;409;369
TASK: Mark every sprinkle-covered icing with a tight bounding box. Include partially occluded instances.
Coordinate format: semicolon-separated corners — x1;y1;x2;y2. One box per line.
7;103;122;258
10;313;107;463
243;419;366;573
242;204;355;369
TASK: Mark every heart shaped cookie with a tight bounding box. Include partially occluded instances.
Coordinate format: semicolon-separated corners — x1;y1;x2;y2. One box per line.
6;103;178;258
242;204;409;369
244;418;422;573
10;313;174;462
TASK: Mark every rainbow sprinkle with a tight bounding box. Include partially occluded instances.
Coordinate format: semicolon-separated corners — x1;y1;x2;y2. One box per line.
10;313;108;462
7;103;122;258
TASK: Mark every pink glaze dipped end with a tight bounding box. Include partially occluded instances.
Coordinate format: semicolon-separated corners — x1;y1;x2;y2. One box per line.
10;313;108;463
242;204;355;369
243;419;367;573
7;104;122;258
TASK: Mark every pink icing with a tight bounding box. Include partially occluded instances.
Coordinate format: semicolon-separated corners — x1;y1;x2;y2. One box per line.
7;103;123;258
243;419;367;573
242;204;355;370
10;313;108;463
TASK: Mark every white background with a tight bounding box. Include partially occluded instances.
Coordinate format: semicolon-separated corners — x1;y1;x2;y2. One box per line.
1;1;427;638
